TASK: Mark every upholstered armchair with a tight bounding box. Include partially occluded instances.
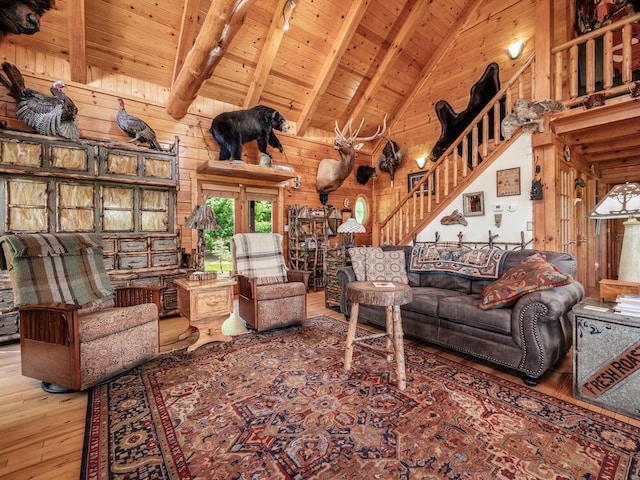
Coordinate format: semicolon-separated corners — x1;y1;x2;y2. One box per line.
0;233;162;392
231;233;310;332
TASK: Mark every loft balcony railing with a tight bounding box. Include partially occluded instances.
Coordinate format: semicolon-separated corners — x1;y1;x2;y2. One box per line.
552;11;640;105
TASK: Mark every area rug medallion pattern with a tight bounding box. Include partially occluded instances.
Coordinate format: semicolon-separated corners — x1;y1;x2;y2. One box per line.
82;316;640;479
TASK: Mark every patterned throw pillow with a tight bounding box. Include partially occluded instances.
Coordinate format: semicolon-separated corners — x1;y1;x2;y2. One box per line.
365;250;409;283
479;253;573;310
348;247;383;281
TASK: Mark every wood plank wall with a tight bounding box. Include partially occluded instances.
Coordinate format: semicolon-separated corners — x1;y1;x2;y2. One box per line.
0;45;375;250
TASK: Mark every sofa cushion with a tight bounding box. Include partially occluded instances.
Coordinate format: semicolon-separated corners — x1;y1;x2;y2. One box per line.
420;273;471;293
438;294;512;335
479;253;573;310
349;247;383;281
382;245;420;286
365;250;408;283
403;287;467;317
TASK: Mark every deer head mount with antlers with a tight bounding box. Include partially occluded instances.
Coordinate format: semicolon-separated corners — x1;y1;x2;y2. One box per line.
316;115;386;205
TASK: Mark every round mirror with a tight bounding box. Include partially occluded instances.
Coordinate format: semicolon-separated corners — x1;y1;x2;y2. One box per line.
354;195;369;225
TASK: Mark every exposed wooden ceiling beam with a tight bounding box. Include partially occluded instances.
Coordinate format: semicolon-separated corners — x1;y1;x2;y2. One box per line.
347;0;432;128
243;0;294;108
67;0;87;84
387;0;483;135
172;0;202;87
166;0;258;120
295;0;371;136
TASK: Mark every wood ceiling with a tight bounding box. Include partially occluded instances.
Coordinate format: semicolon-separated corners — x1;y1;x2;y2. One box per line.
2;0;638;174
4;0;505;141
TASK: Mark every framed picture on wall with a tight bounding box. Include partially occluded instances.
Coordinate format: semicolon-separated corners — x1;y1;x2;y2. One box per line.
496;167;521;197
408;171;436;194
463;191;484;217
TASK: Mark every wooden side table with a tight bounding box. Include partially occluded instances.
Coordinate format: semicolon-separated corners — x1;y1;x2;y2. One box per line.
344;281;413;390
572;298;640;420
174;278;235;352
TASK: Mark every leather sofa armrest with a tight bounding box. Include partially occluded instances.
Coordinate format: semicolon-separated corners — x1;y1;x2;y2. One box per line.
336;266;357;316
510;280;585;377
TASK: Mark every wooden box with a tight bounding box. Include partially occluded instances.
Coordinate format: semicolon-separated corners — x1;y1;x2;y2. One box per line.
572;299;640;419
599;278;640;302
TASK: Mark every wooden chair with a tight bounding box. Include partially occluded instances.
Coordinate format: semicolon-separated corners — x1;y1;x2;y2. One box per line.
231;233;310;332
0;233;162;392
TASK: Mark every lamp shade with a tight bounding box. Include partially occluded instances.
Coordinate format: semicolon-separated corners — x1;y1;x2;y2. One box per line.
588;183;640;219
337;218;366;234
185;204;220;231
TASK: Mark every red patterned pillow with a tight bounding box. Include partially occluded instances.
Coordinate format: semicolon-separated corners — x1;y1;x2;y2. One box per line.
479;253;573;310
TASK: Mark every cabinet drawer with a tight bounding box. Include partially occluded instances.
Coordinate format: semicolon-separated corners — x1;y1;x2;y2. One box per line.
0;312;19;336
151;237;176;251
151;252;178;267
193;290;230;318
103;255;115;270
0;289;16;312
163;290;178;311
117;255;148;269
118;239;147;252
102;239;116;254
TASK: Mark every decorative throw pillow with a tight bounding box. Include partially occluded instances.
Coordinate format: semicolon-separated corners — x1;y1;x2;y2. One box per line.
479;253;573;310
348;247;382;281
365;250;409;283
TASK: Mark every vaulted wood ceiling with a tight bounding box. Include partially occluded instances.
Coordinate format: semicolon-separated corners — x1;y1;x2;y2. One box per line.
4;0;639;173
6;0;489;140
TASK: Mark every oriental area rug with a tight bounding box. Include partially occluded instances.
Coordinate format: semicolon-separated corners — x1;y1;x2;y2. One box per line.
81;316;640;479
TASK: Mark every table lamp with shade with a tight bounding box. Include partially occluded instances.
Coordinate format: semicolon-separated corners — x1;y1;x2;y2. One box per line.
588;182;640;283
337;217;366;248
184;204;221;272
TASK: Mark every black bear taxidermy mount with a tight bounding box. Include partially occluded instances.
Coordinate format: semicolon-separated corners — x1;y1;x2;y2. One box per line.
210;105;289;165
429;62;504;166
0;0;54;42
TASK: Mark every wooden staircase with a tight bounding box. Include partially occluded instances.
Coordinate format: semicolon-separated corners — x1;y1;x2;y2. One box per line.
377;55;536;246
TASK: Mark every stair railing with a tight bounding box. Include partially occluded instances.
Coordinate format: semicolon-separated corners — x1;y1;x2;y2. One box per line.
378;55;536;246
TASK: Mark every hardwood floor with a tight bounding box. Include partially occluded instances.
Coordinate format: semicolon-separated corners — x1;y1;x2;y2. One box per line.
0;290;638;479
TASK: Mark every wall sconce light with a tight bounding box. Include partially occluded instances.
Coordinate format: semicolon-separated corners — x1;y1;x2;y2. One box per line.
282;0;296;31
507;41;525;59
416;156;427;169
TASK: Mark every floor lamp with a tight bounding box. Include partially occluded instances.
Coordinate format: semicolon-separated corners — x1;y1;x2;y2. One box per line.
588;182;640;283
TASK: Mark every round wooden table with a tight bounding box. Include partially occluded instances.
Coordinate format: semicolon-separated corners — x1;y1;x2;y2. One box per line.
344;281;413;390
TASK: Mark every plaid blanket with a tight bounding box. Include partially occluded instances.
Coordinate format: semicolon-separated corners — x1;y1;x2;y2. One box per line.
0;233;114;307
231;233;288;285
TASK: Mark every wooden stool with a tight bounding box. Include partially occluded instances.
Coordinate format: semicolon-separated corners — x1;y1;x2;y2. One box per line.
344;281;413;390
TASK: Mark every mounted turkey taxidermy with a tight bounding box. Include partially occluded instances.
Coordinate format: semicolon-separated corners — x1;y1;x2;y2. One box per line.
116;98;162;150
0;62;79;140
316;115;386;205
377;139;403;188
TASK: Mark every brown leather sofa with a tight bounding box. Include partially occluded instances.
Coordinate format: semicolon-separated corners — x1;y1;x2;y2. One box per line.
337;246;585;386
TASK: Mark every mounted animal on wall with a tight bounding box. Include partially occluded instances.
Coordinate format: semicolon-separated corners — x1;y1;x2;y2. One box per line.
0;62;79;140
316;116;386;205
0;0;54;42
210;105;289;165
377;138;403;187
355;165;376;185
429;62;504;166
